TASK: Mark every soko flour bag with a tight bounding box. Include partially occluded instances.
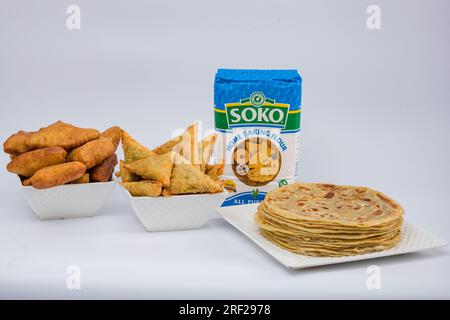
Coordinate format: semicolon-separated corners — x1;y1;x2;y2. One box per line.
214;69;303;206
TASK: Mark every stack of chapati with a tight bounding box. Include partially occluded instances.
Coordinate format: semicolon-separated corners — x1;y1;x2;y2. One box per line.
255;183;404;257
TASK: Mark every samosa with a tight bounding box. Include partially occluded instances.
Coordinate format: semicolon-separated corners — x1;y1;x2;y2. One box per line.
162;163;223;195
153;123;199;165
121;181;162;197
124;152;174;187
119;160;140;182
121;130;154;163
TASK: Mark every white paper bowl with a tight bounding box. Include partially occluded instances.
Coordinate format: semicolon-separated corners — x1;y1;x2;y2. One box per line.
121;186;229;232
20;178;117;220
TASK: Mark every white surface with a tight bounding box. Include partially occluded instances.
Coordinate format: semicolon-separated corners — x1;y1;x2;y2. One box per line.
21;179;117;220
0;187;449;299
1;0;450;299
218;204;448;269
122;186;229;231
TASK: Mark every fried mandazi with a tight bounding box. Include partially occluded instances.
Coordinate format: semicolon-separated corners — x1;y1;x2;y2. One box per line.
27;121;100;150
23;161;87;189
68;137;115;169
69;173;90;184
3;130;36;155
90;154;118;182
7;147;67;177
100;126;122;151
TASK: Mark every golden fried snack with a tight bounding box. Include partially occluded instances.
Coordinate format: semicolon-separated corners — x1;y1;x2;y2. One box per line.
121;131;155;163
100;126;122;151
162;163;223;195
90;154;118;182
23;161;87;189
3;130;36;155
205;164;224;180
119;160;140;182
68;137;115;169
69;173;90;184
7;147;67;177
200;134;217;172
121;181;162;197
153;123;199;165
124;152;174;187
27;121;100;150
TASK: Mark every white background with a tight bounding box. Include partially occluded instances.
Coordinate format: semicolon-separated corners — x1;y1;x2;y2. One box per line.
0;0;449;298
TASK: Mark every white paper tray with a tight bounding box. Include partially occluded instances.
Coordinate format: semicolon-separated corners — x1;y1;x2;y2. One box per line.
21;179;117;220
218;203;448;269
121;185;229;231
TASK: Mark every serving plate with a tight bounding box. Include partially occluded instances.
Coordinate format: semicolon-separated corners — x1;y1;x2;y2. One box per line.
217;203;448;269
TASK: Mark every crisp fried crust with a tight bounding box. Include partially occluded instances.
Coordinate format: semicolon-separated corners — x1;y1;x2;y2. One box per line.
7;147;67;177
162;163;223;195
23;161;87;189
100;126;122;151
121;181;162;197
90;154;118;182
153;123;199;165
3;130;36;155
119;160;140;183
68;137;115;169
124;152;174;187
69;173;90;184
121;131;154;163
27;121;100;150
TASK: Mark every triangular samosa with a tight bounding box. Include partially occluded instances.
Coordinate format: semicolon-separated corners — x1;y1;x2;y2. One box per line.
119;160;140;182
153;123;199;165
121;181;162;197
162;163;223;195
124;152;174;187
121;130;155;163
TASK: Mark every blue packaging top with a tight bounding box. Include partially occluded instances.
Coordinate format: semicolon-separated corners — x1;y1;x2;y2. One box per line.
214;69;302;113
216;69;302;82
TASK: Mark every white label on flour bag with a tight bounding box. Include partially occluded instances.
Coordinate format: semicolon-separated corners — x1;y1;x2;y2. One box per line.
214;69;303;207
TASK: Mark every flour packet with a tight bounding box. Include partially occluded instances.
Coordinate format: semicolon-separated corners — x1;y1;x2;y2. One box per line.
214;69;303;206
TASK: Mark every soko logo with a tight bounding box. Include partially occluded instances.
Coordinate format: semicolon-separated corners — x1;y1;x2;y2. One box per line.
225;92;290;128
